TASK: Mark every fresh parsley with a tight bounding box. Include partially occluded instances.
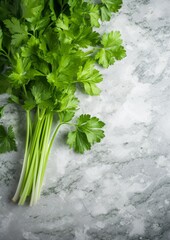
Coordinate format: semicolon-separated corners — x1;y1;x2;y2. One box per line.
67;114;105;153
0;0;126;205
0;125;17;153
0;105;17;153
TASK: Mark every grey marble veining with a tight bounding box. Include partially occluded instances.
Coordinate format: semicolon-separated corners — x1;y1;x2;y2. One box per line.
1;0;170;239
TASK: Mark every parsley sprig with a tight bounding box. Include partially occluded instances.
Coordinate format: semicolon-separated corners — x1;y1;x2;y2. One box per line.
0;0;126;205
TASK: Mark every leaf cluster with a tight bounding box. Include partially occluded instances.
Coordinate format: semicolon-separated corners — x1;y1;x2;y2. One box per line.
0;0;126;153
0;105;17;153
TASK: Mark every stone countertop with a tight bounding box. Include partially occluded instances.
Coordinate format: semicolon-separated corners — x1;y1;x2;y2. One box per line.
1;0;170;239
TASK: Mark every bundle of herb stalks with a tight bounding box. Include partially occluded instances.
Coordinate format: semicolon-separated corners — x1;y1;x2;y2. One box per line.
0;0;126;206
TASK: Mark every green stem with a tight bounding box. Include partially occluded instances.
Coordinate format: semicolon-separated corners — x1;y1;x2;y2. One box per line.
30;113;52;205
12;110;30;202
36;122;62;201
24;109;45;180
14;108;63;205
29;135;39;206
18;116;45;205
31;113;54;204
0;49;11;62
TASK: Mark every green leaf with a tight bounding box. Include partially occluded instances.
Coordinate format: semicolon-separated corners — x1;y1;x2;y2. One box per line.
23;96;36;111
21;36;39;58
0;29;3;50
95;31;126;68
68;0;83;10
32;15;50;32
9;95;20;105
95;48;115;68
56;14;69;30
0;0;20;21
67;130;91;153
89;4;100;27
0;74;10;94
4;17;28;46
57;89;79;122
101;0;122;12
31;81;52;107
67;114;105;153
9;54;31;86
0;2;11;21
72;25;100;47
77;60;103;95
100;5;112;21
49;0;59;21
20;0;44;22
0;125;17;153
83;83;101;96
0;106;4;118
58;91;78;113
47;53;80;89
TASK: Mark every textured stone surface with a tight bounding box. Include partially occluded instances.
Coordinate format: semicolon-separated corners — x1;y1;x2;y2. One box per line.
1;0;170;239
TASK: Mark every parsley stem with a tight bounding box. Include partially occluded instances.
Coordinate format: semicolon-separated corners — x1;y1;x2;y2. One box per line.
12;110;30;202
15;111;55;205
0;49;11;63
30;113;53;205
18;116;45;205
32;121;62;203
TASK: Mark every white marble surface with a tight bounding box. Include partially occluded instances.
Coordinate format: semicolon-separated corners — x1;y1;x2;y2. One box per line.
1;0;170;239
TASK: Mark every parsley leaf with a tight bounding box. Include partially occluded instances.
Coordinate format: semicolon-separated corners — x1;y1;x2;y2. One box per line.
0;106;4;118
57;89;79;122
0;125;17;153
68;0;83;11
56;14;69;30
0;29;3;50
102;0;123;12
0;0;20;21
4;17;28;46
31;81;52;108
100;5;112;21
77;60;103;95
67;114;105;153
95;31;126;68
20;0;44;23
9;53;31;86
0;75;9;95
72;25;100;48
47;53;80;89
89;4;100;27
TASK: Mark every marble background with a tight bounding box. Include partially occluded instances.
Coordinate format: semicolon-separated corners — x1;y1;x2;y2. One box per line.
1;0;170;239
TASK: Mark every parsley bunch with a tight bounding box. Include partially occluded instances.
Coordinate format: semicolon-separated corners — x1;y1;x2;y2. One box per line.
0;0;126;205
